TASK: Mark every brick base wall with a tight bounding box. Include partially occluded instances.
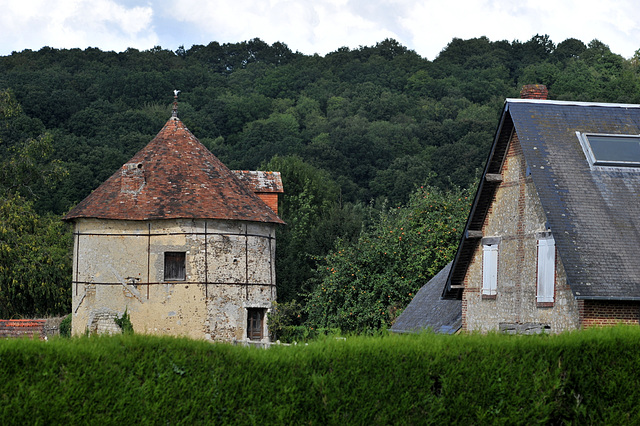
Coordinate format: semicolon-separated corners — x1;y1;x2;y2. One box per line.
579;300;640;327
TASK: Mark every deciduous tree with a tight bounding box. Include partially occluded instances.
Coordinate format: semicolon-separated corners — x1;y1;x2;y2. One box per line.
306;184;472;333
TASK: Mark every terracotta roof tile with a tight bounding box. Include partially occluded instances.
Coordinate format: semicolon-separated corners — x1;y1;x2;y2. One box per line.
232;170;284;193
64;117;284;224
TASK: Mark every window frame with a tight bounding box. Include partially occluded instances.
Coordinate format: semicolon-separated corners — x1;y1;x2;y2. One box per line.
536;235;556;305
578;132;640;168
164;251;186;281
247;308;265;341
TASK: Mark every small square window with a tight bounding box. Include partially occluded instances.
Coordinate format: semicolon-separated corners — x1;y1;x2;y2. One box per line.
247;308;265;340
580;133;640;167
164;252;185;281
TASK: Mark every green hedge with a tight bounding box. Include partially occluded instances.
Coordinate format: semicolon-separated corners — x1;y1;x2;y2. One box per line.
1;326;640;424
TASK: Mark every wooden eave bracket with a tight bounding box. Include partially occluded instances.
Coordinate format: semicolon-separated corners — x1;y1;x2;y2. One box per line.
466;229;483;239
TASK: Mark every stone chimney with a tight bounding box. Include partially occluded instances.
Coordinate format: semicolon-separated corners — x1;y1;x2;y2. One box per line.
121;162;146;195
520;84;548;100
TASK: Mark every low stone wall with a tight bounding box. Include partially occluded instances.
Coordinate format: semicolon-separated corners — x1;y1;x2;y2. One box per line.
0;317;66;339
499;322;551;335
43;316;66;337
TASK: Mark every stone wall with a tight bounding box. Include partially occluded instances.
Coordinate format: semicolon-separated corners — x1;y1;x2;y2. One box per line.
0;320;46;339
72;218;276;342
462;133;581;333
0;317;65;339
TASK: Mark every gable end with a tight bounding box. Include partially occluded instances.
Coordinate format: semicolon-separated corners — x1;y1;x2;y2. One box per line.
444;110;514;299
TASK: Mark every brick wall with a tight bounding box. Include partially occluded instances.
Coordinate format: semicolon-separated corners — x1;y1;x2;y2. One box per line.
0;319;46;339
0;317;66;339
579;300;640;327
520;84;548;100
257;193;279;214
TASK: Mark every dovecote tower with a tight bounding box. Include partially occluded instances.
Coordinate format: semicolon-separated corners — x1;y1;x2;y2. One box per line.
64;105;284;343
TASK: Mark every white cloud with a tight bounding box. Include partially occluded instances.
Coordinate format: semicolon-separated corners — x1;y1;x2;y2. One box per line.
398;0;640;59
0;0;157;53
171;0;400;54
0;0;638;58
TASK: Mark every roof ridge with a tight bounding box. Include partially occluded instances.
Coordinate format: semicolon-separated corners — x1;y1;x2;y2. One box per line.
506;98;640;109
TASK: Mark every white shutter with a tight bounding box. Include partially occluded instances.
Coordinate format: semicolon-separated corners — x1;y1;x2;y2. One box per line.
482;244;498;295
537;236;555;303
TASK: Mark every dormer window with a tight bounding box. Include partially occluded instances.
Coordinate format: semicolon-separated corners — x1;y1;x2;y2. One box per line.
578;132;640;167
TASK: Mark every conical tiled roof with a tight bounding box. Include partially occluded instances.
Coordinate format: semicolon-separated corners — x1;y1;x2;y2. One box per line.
64;116;284;224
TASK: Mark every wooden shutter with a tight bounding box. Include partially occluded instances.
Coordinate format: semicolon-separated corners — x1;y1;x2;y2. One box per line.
537;237;555;303
482;244;498;295
164;252;186;280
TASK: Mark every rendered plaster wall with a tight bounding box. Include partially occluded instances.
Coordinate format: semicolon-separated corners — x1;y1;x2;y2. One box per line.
462;134;580;333
71;218;276;342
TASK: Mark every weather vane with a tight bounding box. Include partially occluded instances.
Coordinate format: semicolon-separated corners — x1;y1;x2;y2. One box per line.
172;90;180;118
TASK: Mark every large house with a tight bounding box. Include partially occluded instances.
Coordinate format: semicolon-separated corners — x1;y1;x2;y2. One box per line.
442;85;640;333
64;104;284;342
395;85;640;334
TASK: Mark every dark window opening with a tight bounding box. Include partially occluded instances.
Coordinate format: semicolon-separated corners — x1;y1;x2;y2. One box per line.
164;252;186;281
582;133;640;167
247;308;265;340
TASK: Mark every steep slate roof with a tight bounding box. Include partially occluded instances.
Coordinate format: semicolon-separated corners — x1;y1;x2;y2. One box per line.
391;263;461;334
444;99;640;300
65;116;284;224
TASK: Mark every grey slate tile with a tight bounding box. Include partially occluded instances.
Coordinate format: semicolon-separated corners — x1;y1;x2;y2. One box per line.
391;262;461;334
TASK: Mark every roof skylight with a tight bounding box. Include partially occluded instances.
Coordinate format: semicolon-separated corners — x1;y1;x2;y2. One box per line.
579;133;640;167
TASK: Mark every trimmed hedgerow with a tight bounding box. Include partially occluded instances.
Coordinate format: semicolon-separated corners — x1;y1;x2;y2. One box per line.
1;326;640;424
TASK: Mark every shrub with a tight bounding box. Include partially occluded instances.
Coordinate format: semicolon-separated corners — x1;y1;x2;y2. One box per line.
59;314;71;338
114;309;134;334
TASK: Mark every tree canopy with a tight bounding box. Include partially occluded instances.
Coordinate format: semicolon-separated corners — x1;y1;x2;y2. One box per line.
0;90;71;317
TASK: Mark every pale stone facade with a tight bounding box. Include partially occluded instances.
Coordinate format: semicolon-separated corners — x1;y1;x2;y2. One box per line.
72;218;276;342
462;134;580;333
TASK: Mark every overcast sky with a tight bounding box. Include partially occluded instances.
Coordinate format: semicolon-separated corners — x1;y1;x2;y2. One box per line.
2;0;639;60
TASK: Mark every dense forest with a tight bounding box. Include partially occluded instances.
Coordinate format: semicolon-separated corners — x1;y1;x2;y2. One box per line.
1;35;639;333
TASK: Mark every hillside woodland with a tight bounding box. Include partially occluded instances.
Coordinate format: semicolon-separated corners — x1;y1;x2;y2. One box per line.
1;35;639;333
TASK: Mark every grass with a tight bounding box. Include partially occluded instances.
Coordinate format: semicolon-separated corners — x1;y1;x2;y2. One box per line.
1;326;640;424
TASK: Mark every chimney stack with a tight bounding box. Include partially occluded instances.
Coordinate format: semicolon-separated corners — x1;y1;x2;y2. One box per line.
520;84;548;100
121;162;146;195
